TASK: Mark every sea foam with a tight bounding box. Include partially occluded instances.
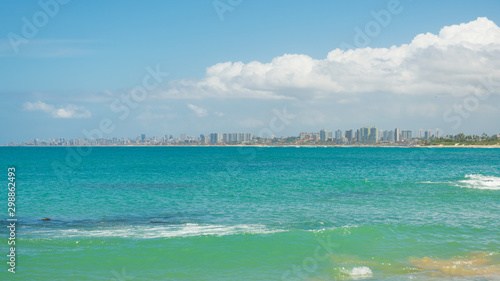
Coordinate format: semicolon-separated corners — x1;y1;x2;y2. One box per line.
458;174;500;190
39;223;284;239
340;266;373;279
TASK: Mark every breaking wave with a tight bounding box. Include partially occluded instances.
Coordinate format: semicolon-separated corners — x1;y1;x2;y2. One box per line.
457;174;500;190
28;223;285;239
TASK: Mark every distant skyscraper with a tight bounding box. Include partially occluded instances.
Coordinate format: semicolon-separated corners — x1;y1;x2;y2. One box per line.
425;129;432;140
386;130;393;142
394;128;401;142
435;129;440;139
319;130;326;142
345;130;353;143
200;135;208;144
369;127;378;143
319;129;331;142
361;127;370;143
359;127;378;144
418;129;423;139
402;130;412;141
335;130;343;141
210;133;222;144
244;133;253;142
381;130;392;142
141;134;146;142
379;130;385;141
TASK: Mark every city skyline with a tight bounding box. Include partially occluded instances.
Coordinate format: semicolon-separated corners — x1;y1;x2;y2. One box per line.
9;126;498;146
1;1;500;145
0;121;490;145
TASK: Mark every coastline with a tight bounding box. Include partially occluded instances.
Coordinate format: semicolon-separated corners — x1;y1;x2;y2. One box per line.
3;144;500;148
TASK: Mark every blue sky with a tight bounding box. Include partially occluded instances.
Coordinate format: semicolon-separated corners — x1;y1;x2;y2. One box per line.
1;0;500;144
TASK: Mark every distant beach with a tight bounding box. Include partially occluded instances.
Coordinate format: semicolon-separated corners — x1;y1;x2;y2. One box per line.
7;143;500;148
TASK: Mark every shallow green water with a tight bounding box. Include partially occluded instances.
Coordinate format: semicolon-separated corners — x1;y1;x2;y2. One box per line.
1;147;499;280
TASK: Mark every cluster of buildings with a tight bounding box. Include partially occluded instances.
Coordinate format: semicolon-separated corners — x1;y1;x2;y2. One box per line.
21;132;254;146
9;129;498;147
140;132;254;145
201;133;253;144
300;127;441;144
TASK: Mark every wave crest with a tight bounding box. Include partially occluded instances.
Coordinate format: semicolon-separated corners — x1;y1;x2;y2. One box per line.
458;174;500;190
339;266;373;279
29;223;284;239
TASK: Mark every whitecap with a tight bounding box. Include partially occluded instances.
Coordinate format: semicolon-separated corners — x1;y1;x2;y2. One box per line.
458;174;500;190
32;223;285;239
340;266;373;279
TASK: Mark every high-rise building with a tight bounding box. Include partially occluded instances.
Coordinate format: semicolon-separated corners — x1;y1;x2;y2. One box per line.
319;129;332;142
379;130;385;141
380;130;393;142
238;133;245;142
369;127;378;143
435;129;440;139
345;130;353;143
387;130;394;142
244;133;253;142
210;133;222;144
141;134;146;142
402;130;412;141
394;128;401;142
200;135;208;144
356;129;360;142
359;127;378;144
335;130;343;141
361;127;370;143
425;129;432;140
418;129;423;139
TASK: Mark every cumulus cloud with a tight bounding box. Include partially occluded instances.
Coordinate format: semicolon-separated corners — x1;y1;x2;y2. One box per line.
157;17;500;100
187;103;208;117
23;100;91;118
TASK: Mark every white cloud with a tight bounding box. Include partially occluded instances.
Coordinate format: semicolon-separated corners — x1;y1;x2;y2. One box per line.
156;17;500;100
215;111;225;117
187;103;208;117
23;100;91;118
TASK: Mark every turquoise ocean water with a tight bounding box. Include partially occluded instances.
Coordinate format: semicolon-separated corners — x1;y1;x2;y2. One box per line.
1;147;499;280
